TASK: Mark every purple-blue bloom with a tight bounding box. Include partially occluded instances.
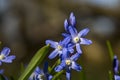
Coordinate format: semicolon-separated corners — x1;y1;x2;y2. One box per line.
114;75;120;80
0;47;16;65
46;37;74;59
68;27;92;53
45;12;92;80
113;55;119;74
29;62;52;80
55;52;81;80
62;13;92;53
113;55;120;80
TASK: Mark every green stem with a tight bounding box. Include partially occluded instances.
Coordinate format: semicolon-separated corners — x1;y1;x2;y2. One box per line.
49;59;60;74
109;71;113;80
106;40;114;61
106;41;114;80
52;70;64;80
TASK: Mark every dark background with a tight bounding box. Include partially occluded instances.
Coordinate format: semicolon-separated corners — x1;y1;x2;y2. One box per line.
0;0;120;80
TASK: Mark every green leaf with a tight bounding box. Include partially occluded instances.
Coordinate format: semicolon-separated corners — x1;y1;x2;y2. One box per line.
18;45;50;80
106;40;114;61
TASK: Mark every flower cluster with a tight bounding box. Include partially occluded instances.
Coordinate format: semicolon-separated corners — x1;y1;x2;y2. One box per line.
113;55;120;80
46;12;92;80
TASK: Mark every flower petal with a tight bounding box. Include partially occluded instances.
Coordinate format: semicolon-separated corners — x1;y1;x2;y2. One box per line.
1;55;15;63
67;44;75;54
0;61;2;65
68;26;77;38
55;65;63;72
76;43;82;53
69;12;76;26
68;47;74;53
80;38;92;45
62;33;70;37
1;47;10;56
113;55;119;74
55;61;65;72
78;28;89;37
66;69;71;80
48;49;58;59
64;19;69;32
46;40;58;48
61;37;71;47
35;67;42;74
71;53;81;61
68;43;75;48
62;48;69;59
48;75;52;80
114;75;120;80
72;62;82;71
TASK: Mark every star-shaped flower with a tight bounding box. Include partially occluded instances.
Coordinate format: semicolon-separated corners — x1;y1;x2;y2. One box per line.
113;55;120;80
69;27;92;53
113;55;119;74
29;62;52;80
62;13;92;53
55;51;81;80
46;37;73;59
0;47;16;65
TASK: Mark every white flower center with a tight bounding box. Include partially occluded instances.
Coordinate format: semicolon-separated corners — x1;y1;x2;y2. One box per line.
0;54;5;60
57;45;62;50
37;74;44;80
73;36;79;43
65;59;72;66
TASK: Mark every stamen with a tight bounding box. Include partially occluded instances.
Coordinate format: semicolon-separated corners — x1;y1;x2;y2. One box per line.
65;59;71;66
73;36;79;43
0;54;5;60
57;45;62;50
37;74;44;80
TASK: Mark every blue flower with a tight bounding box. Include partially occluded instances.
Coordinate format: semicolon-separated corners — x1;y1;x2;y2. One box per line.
55;52;82;80
113;55;119;74
62;13;92;53
0;47;16;65
71;27;92;52
113;55;120;80
29;62;52;80
46;37;73;59
114;75;120;80
64;26;92;53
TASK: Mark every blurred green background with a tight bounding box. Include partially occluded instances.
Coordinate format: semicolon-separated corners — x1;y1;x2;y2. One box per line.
0;0;120;80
